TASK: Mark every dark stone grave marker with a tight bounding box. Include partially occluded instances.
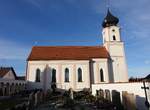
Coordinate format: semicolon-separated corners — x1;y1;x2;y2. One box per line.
112;90;123;110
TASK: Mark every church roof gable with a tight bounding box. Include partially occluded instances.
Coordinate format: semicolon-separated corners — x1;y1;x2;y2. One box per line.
27;46;109;61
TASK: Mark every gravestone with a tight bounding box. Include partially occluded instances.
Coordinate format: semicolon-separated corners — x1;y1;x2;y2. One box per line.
99;89;104;98
34;91;41;106
127;93;136;110
105;89;111;101
122;91;128;110
112;90;123;110
34;92;38;107
0;88;3;96
96;90;99;96
22;103;27;110
37;91;41;103
39;91;44;103
122;91;136;110
28;92;34;109
69;88;74;100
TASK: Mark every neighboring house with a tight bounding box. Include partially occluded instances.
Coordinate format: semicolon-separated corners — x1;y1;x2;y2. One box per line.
26;9;128;91
0;67;26;96
145;74;150;81
17;76;26;80
0;67;17;80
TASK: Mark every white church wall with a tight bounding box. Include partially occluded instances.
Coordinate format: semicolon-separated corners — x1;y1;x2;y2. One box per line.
92;82;150;110
93;58;109;84
27;60;90;91
111;56;128;82
61;64;74;90
27;63;45;82
109;43;124;56
75;64;90;90
104;42;128;82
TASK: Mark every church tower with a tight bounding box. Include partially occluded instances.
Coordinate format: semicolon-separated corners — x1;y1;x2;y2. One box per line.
102;9;128;82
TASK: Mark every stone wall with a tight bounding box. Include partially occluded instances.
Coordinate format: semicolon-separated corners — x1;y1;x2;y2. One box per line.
0;79;26;96
92;82;150;110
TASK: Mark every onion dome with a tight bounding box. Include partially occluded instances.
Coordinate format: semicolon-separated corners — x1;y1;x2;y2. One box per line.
102;9;119;28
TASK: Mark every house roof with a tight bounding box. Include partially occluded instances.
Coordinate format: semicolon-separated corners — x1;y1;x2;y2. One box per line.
0;67;17;79
27;46;109;61
145;74;150;79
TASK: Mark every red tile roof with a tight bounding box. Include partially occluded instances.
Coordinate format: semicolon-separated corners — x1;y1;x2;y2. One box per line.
27;46;109;61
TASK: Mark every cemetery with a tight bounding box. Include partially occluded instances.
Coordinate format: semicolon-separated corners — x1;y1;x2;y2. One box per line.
92;81;150;110
0;73;150;110
0;87;116;110
0;81;149;110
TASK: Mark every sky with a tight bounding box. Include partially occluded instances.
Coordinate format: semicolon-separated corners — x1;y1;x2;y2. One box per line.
0;0;150;77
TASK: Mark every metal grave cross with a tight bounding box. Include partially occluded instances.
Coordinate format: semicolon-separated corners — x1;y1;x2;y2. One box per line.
141;81;150;108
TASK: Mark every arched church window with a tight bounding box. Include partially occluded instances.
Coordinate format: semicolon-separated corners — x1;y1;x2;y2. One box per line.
65;68;69;82
52;69;56;83
113;35;116;41
100;69;104;82
36;69;40;82
78;68;82;82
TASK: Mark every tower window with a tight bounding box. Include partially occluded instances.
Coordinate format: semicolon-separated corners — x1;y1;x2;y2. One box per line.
112;29;115;32
113;35;116;41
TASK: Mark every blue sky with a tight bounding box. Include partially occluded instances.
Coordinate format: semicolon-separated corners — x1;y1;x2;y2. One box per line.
0;0;150;77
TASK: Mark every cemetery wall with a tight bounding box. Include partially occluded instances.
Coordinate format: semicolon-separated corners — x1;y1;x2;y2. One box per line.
0;79;26;96
92;82;150;110
26;81;43;90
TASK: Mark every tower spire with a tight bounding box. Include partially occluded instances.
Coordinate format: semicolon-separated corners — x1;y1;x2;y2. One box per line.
106;0;110;9
102;7;119;28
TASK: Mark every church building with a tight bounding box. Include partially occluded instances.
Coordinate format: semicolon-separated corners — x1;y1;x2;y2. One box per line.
26;10;128;91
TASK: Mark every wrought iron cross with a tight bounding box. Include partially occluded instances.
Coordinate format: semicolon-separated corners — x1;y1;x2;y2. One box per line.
141;81;150;108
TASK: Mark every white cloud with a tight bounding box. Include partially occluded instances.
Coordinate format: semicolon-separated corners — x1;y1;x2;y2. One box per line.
0;38;29;60
128;66;150;77
24;0;45;10
25;0;41;7
144;60;150;65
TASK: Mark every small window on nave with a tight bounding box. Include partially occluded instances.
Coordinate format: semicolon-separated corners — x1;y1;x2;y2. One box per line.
52;69;56;83
100;69;104;82
65;68;69;82
113;35;116;41
78;68;82;82
36;69;41;82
